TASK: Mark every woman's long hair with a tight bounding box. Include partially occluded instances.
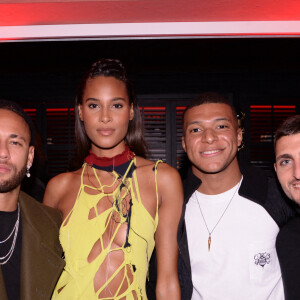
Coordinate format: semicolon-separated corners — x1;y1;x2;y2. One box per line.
74;59;148;166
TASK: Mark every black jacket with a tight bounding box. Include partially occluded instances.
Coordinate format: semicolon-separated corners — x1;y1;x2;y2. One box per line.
177;164;295;300
276;212;300;300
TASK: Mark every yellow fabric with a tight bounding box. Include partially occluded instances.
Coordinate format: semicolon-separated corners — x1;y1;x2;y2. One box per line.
52;158;161;300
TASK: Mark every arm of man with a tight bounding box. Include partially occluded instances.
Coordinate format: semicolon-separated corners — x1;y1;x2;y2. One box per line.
155;163;183;300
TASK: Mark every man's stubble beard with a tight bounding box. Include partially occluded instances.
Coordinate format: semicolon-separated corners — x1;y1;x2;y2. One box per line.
0;164;27;193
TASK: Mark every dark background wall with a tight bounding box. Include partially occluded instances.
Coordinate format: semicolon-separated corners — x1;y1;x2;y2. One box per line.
1;38;300;100
0;37;299;183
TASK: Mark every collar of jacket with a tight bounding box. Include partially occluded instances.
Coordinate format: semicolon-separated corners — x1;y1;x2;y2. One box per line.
183;167;201;203
183;163;268;205
183;162;295;227
238;162;268;205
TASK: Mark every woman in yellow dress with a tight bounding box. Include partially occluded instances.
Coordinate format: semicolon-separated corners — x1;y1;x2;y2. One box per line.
43;59;183;300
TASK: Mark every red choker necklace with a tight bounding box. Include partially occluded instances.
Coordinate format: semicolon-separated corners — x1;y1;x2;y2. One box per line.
84;145;135;168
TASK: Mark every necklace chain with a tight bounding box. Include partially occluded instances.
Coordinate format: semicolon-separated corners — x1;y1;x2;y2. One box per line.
0;203;20;265
195;180;241;251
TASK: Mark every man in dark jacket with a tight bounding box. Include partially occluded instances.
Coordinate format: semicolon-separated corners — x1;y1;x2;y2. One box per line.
178;92;294;299
0;100;65;300
274;115;300;300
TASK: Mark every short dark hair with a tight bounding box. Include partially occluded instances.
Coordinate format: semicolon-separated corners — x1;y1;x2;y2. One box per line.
184;92;238;124
0;99;35;146
274;114;300;147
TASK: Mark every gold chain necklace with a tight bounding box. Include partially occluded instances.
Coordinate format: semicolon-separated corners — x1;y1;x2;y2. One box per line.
195;180;241;251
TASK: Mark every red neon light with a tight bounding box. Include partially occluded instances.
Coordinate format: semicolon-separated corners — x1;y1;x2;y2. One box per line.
2;1;300;27
143;107;166;110
274;105;295;109
251;105;295;109
250;110;272;113
46;108;74;112
24;109;36;112
250;105;272;109
273;110;296;113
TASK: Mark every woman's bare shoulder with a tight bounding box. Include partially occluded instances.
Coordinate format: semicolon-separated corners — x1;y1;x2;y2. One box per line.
48;170;81;188
135;156;155;167
43;169;82;208
136;156;177;172
135;156;159;174
135;156;180;182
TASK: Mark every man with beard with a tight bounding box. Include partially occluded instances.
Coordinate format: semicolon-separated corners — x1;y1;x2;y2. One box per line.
178;92;294;300
0;100;65;300
274;115;300;300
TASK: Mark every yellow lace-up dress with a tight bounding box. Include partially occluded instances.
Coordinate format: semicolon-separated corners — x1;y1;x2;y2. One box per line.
52;158;161;300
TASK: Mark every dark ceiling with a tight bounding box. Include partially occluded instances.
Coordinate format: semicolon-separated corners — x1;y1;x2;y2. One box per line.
2;38;300;72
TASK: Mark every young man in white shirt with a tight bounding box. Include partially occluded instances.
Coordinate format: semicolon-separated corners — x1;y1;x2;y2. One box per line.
178;92;294;300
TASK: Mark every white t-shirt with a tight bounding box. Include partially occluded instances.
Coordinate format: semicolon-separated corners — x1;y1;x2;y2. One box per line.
185;179;283;300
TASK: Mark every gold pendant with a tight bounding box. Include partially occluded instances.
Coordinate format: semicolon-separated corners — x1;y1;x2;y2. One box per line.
208;235;211;251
